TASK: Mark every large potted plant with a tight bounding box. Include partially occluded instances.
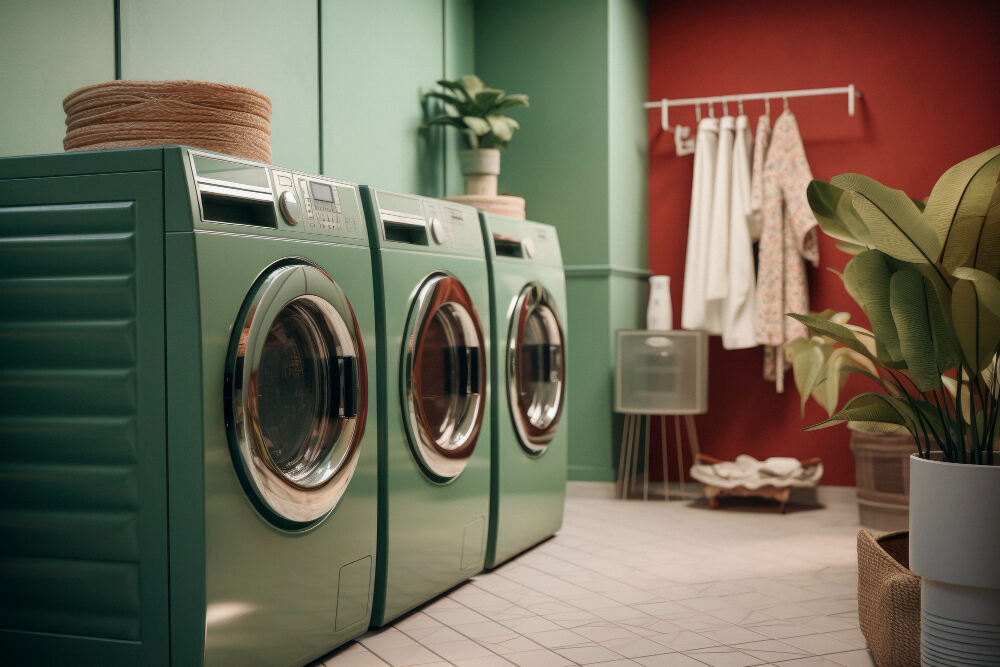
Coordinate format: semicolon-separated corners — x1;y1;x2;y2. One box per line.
422;74;528;197
788;146;1000;663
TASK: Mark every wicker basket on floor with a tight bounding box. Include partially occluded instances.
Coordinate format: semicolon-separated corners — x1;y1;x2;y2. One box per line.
857;530;920;666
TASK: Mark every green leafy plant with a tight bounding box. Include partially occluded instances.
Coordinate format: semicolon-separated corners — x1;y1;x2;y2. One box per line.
785;145;1000;465
422;74;528;149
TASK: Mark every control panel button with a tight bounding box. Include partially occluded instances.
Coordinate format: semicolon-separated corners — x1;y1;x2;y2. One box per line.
522;237;536;259
430;217;445;244
279;190;304;226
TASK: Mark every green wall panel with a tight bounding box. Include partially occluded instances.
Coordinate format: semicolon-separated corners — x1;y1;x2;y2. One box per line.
321;0;444;195
474;0;609;266
119;0;320;173
0;1;115;158
475;0;649;482
608;0;649;270
443;0;475;196
564;274;615;481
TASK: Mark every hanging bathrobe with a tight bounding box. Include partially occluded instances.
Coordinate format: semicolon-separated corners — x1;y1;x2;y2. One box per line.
681;117;719;331
722;115;756;350
748;114;771;243
701;116;736;335
754;110;820;392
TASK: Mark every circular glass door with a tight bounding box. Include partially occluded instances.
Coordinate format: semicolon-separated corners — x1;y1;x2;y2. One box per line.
225;262;367;528
402;273;486;481
508;283;565;453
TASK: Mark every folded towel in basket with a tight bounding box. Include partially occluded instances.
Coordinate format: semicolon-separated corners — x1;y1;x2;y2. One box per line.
691;454;823;489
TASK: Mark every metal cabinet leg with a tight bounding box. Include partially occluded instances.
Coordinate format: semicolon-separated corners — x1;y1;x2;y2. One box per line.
616;414;630;498
643;415;650;501
683;414;701;500
659;415;669;502
673;416;684;499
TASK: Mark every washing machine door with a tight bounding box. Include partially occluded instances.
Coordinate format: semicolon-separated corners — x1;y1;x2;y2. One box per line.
225;262;367;527
508;283;565;453
402;273;486;481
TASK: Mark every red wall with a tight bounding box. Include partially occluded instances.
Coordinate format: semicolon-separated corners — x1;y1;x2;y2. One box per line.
647;0;1000;485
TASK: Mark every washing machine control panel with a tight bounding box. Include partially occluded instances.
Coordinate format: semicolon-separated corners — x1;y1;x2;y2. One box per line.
372;188;485;257
272;169;365;240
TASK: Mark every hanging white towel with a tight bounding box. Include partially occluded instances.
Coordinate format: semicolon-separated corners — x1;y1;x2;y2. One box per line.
700;116;735;335
722;115;757;350
681;117;719;331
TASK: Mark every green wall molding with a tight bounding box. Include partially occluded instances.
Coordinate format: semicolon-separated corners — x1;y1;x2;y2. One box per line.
564;264;652;279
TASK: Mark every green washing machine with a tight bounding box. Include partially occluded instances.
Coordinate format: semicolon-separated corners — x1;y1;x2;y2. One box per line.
361;187;491;626
0;146;379;666
479;213;568;569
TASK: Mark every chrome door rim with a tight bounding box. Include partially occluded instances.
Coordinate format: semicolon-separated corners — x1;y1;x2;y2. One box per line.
402;273;486;481
225;262;367;526
507;283;565;453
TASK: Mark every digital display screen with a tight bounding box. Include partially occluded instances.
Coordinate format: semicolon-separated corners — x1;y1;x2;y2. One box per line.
310;181;334;202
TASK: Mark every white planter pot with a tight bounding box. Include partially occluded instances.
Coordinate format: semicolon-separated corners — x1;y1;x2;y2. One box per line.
460;148;501;196
909;454;1000;665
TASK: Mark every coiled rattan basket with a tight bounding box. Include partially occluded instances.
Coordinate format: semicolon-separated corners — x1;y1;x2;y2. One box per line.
63;80;272;162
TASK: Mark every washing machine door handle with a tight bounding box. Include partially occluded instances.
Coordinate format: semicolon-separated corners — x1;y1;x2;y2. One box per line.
336;355;360;419
447;345;481;397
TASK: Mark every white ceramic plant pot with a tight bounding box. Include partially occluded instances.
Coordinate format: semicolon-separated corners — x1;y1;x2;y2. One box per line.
460;148;501;196
909;454;1000;666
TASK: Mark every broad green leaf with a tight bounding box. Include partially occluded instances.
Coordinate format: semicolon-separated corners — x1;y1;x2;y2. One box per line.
462;116;491;136
952;279;1000;372
436;78;473;100
474;88;505;111
941;375;973;423
982;354;1000;397
940;183;1000;273
844;324;878;356
460;74;484;98
422;91;468;110
911;263;961;371
951;267;1000;317
785;338;827;417
831;173;941;265
888;267;942;390
817;348;878;417
807;180;871;245
836;240;867;255
910;197;927;212
849;421;910;434
805;393;909;431
485;115;518;142
421;113;467;130
495;93;529;111
925;146;1000;254
787;313;875;361
844;251;901;363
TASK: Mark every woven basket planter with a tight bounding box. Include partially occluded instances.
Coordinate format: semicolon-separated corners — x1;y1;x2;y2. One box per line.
857;529;920;666
62;80;272;162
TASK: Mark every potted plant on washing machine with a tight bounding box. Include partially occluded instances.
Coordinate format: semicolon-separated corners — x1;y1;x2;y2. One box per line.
787;145;1000;662
421;74;529;218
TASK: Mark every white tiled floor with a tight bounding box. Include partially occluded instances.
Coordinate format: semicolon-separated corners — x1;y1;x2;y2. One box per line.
316;491;874;666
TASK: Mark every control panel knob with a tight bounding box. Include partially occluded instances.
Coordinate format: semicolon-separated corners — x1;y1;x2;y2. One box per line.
279;190;303;226
430;217;445;244
522;238;536;259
